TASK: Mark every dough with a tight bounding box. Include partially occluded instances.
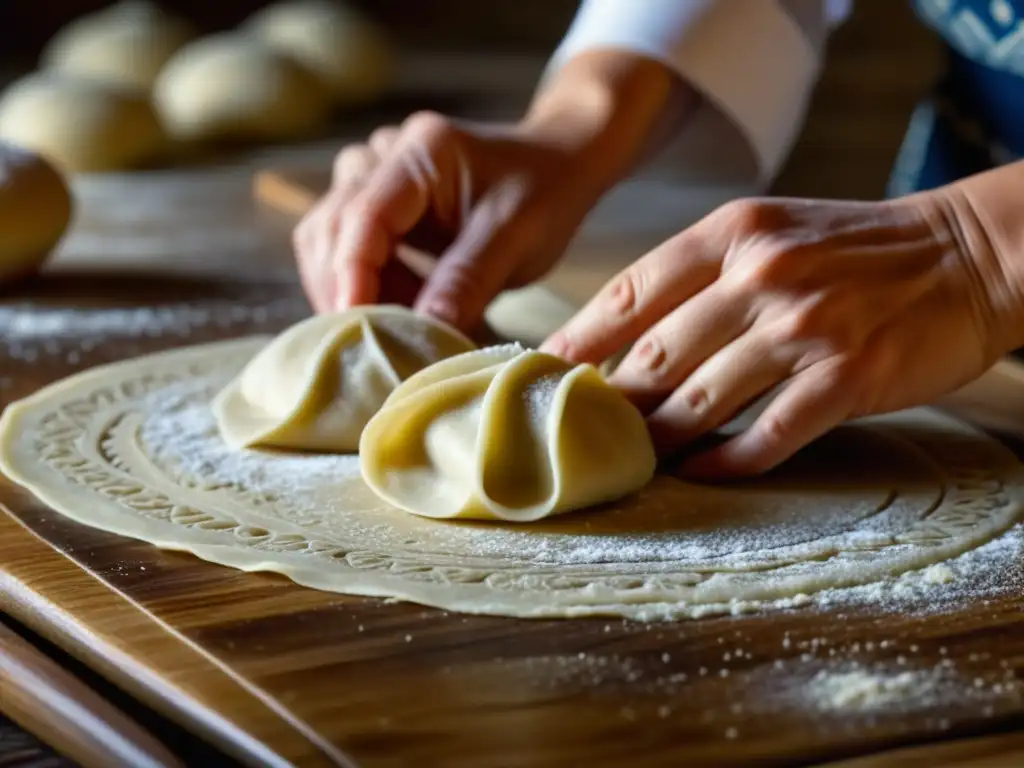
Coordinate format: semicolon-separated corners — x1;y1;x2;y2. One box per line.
41;1;194;92
244;0;394;105
0;142;72;283
0;336;1021;621
0;73;165;172
213;305;475;453
360;343;657;522
154;33;331;143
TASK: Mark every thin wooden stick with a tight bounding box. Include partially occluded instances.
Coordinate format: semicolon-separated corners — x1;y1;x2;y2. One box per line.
0;621;184;768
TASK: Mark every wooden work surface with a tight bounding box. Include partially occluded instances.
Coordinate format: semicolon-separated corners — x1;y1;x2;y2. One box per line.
3;6;1024;767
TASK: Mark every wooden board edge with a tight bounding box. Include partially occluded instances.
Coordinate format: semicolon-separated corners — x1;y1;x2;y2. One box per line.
813;728;1024;767
0;504;354;768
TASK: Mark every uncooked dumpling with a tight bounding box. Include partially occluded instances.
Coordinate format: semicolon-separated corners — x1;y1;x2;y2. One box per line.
0;142;72;284
42;1;194;92
213;305;476;453
0;73;165;172
360;343;656;522
244;0;394;105
154;33;330;143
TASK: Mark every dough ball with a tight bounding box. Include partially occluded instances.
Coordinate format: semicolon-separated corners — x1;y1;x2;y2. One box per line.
0;142;72;283
0;73;166;172
154;33;331;142
244;0;395;105
360;343;656;522
213;305;476;453
42;1;194;92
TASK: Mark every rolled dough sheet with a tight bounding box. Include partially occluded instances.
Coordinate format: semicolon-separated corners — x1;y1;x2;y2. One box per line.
1;337;1022;621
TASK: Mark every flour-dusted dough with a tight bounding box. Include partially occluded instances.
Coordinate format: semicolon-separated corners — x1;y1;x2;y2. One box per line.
0;73;165;173
213;305;476;453
0;142;72;283
244;0;395;106
0;339;1022;620
42;1;194;92
360;344;656;522
154;33;330;143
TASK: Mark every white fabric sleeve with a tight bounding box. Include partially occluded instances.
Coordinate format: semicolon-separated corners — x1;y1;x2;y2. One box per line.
544;0;852;184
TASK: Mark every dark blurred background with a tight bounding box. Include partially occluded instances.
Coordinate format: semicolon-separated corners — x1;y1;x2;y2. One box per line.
0;1;944;199
0;1;579;58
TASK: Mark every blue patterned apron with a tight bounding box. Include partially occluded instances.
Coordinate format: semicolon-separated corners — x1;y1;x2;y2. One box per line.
887;0;1024;197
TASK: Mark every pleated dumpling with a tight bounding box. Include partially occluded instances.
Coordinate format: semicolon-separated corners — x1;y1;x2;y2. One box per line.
213;305;475;452
359;343;656;522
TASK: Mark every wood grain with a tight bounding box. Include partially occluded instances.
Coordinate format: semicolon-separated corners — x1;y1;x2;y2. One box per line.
1;168;1023;768
2;7;1024;766
0;623;183;768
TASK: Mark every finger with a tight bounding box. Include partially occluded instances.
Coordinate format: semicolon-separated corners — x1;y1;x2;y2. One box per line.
644;330;793;453
332;115;462;309
293;192;344;313
607;282;752;412
540;228;722;365
332;144;378;187
413;175;531;330
368;126;401;157
677;357;859;480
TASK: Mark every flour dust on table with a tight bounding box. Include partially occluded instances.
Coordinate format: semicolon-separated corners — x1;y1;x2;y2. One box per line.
1;338;1022;621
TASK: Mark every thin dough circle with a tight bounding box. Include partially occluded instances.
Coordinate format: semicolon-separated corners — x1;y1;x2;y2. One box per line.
360;344;657;521
0;142;72;283
213;305;476;453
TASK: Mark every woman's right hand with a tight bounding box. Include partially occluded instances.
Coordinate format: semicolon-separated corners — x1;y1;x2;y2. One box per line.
292;51;690;334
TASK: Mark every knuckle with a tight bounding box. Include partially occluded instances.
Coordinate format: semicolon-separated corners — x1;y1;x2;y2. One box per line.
403;110;456;145
369;125;399;147
332;145;363;175
602;268;645;320
717;197;782;234
628;332;671;377
755;412;791;456
730;244;799;294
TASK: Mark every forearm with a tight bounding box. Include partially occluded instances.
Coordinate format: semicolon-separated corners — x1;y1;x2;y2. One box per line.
519;49;700;196
933;160;1024;353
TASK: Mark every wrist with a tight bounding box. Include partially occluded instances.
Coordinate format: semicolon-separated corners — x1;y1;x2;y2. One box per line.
920;168;1024;355
518;49;698;196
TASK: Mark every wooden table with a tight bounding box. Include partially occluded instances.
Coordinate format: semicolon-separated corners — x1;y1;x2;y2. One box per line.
4;4;1024;767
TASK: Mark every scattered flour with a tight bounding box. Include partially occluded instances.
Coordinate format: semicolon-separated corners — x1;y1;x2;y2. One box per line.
806;669;937;710
0;297;306;366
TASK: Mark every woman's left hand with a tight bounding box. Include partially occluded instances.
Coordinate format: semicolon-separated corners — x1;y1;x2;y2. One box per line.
541;194;1019;479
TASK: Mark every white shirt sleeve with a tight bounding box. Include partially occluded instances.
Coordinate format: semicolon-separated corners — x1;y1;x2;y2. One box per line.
544;0;853;184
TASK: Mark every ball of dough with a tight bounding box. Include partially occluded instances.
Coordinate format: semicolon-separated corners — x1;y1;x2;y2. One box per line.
213;305;476;453
244;0;395;105
0;142;72;283
0;73;166;173
154;33;331;142
42;1;194;92
360;343;657;522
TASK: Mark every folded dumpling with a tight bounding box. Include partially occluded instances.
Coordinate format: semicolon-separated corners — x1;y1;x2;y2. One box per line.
359;343;656;522
213;305;475;452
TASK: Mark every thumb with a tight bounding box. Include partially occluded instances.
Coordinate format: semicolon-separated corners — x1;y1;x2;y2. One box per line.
414;175;535;332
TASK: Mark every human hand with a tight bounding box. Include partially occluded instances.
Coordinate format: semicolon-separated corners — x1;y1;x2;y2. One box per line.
542;194;1020;479
292;112;605;330
292;51;688;332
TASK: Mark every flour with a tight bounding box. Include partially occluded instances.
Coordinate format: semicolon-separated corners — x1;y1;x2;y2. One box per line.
131;365;1024;624
4;336;1023;623
806;668;938;710
0;298;305;365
